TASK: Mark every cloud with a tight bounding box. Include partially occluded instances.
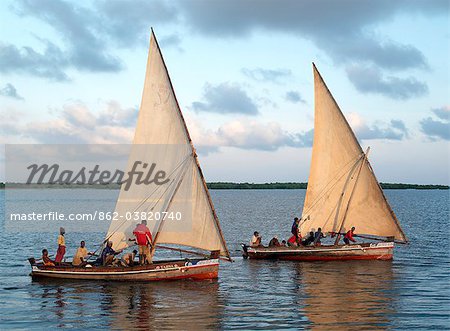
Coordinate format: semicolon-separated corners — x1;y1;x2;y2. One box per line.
3;0;133;80
346;65;428;100
3;101;137;144
0;111;23;136
432;106;450;121
191;82;259;115
285;91;305;104
178;0;446;71
215;120;310;150
347;113;409;140
16;0;123;73
7;0;446;81
0;83;24;100
0;41;69;81
420;106;450;141
5;0;180;80
97;101;138;127
241;68;292;84
95;0;178;48
186;115;313;154
159;34;183;51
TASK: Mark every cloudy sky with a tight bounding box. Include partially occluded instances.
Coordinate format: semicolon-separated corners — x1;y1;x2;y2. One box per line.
0;0;449;184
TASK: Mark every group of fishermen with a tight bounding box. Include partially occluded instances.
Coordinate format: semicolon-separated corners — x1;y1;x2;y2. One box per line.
41;220;154;268
250;217;357;248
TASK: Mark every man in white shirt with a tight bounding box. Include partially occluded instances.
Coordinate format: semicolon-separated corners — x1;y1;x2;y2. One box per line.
250;231;262;247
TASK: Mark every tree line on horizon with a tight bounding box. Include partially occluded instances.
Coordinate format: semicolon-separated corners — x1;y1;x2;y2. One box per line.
206;182;449;190
0;182;448;190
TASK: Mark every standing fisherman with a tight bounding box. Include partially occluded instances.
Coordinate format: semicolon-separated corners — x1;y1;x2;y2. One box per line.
54;227;66;264
291;217;303;245
132;220;153;265
291;218;300;239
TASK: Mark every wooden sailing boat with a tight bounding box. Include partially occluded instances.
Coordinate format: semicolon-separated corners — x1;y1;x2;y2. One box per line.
29;30;231;280
243;64;408;261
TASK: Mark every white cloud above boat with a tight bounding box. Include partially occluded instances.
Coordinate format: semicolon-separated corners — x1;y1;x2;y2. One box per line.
420;106;450;141
191;83;259;115
347;113;409;140
241;68;292;85
0;83;24;100
346;65;428;100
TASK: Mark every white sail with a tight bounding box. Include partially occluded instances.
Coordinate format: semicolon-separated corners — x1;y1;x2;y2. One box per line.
107;31;231;259
300;64;407;243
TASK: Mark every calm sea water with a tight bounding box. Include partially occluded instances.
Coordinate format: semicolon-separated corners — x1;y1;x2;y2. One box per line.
0;189;449;330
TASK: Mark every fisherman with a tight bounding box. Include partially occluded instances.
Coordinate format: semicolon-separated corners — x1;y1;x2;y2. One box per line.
54;227;66;264
313;227;326;246
120;250;138;267
302;231;315;246
42;249;55;266
344;227;356;244
132;220;153;265
281;240;287;247
287;235;298;246
72;241;93;266
291;217;300;239
268;236;281;247
250;231;262;247
101;241;122;266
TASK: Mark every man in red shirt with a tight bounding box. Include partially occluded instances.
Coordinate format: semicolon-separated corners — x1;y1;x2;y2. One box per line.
132;220;153;265
344;227;356;245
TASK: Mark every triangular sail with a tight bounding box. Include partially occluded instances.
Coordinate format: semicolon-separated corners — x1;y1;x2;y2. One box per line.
107;30;231;260
300;64;407;243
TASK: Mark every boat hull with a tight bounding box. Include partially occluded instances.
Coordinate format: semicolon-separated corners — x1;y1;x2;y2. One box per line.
30;258;219;281
243;242;394;261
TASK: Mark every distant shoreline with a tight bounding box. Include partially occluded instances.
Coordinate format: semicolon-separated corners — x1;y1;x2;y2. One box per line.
0;182;448;190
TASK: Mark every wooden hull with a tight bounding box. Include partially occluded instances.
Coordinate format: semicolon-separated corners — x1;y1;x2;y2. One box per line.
243;242;394;261
30;258;219;281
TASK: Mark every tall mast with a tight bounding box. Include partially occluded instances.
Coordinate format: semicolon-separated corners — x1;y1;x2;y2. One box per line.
334;147;370;245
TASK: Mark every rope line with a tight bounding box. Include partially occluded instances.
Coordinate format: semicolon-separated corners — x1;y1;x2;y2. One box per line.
300;153;364;226
87;153;193;259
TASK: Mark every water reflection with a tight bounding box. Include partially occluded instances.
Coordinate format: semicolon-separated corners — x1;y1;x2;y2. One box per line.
298;261;395;329
31;280;223;330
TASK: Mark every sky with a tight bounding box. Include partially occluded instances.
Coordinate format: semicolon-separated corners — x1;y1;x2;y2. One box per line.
0;0;449;184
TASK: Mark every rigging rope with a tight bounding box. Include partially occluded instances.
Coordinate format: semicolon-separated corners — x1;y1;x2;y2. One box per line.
299;153;364;226
88;153;192;258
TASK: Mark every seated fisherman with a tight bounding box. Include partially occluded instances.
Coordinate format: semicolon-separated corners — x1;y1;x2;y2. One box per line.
250;231;262;247
120;250;138;267
313;227;326;246
302;231;315;246
287;235;298;246
344;227;356;244
101;241;122;266
268;236;281;247
281;240;287;247
72;241;93;266
42;249;55;266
